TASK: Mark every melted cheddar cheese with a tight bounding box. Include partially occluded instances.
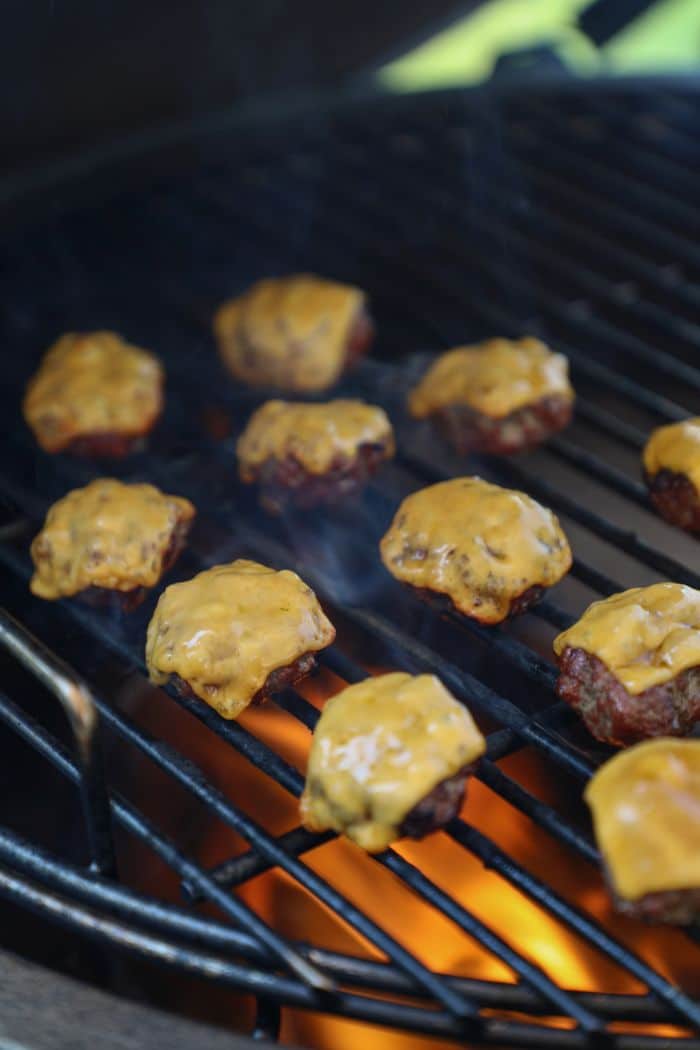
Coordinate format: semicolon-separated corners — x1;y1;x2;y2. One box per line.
23;331;164;453
586;738;700;901
643;417;700;493
380;477;572;623
300;672;485;852
408;337;574;420
146;559;335;719
237;399;395;478
553;583;700;695
30;479;194;599
214;274;366;393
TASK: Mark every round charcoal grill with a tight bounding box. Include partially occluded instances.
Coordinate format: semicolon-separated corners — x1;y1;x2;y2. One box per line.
2;75;700;1048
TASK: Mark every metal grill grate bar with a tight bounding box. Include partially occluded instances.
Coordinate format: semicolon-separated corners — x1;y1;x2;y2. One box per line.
0;477;666;1031
149;183;700;603
402;450;700;590
270;681;700;1028
222;133;700;414
2;81;700;1046
0;686;332;992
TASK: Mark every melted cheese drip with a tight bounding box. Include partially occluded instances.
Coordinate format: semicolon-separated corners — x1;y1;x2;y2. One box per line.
380;477;572;624
214;274;365;393
237;399;395;477
300;672;485;852
643;417;700;493
23;331;164;452
30;479;194;599
553;582;700;694
408;337;574;420
586;738;700;901
146;559;336;719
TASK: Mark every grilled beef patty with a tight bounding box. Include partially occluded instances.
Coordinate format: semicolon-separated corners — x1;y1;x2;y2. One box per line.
77;516;193;611
399;764;476;838
344;308;375;369
435;394;573;456
169;652;318;710
255;441;391;513
556;645;700;746
612;883;700;925
64;431;150;458
646;468;700;534
412;582;546;624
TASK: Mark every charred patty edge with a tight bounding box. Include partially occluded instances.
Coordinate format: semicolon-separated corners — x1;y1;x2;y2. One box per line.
431;394;573;456
399;761;478;839
243;440;392;513
609;879;700;926
63;431;150;458
407;582;546;625
645;468;700;534
555;645;700;746
166;651;318;715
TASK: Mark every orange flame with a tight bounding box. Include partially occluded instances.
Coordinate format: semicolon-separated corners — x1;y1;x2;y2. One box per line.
117;668;698;1049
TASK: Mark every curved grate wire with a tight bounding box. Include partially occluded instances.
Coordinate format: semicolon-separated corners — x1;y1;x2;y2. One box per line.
1;78;700;1046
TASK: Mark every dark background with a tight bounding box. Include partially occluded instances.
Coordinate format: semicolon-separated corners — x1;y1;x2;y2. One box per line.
3;2;482;177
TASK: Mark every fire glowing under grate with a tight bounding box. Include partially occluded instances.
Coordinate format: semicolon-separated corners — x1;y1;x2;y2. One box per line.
2;78;700;1047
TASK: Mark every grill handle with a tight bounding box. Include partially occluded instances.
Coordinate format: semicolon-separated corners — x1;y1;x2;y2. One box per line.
0;608;117;878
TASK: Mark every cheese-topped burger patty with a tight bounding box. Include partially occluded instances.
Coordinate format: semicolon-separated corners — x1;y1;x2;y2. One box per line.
643;418;700;533
408;337;574;455
300;672;485;852
214;274;374;393
146;559;336;719
23;331;164;456
30;479;194;608
237;399;395;512
380;476;572;624
586;738;700;924
554;583;700;745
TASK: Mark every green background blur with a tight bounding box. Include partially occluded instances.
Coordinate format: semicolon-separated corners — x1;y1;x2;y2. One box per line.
381;0;700;90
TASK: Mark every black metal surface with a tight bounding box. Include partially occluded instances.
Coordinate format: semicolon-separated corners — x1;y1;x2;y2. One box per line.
0;610;117;878
2;77;700;1047
2;0;483;180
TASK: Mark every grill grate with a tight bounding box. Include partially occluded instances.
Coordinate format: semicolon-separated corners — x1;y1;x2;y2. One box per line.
2;78;700;1046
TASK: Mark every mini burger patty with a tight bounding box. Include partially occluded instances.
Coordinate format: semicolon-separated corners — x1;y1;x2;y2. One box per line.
300;672;485;852
410;583;546;624
30;479;195;604
145;559;335;720
434;395;573;456
379;476;572;625
169;652;318;709
556;646;700;746
75;515;193;611
252;444;392;513
237;399;394;512
23;331;164;455
398;765;478;839
408;337;574;455
214;274;373;393
585;738;700;924
646;469;700;534
643;418;700;532
62;432;149;458
554;582;700;745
